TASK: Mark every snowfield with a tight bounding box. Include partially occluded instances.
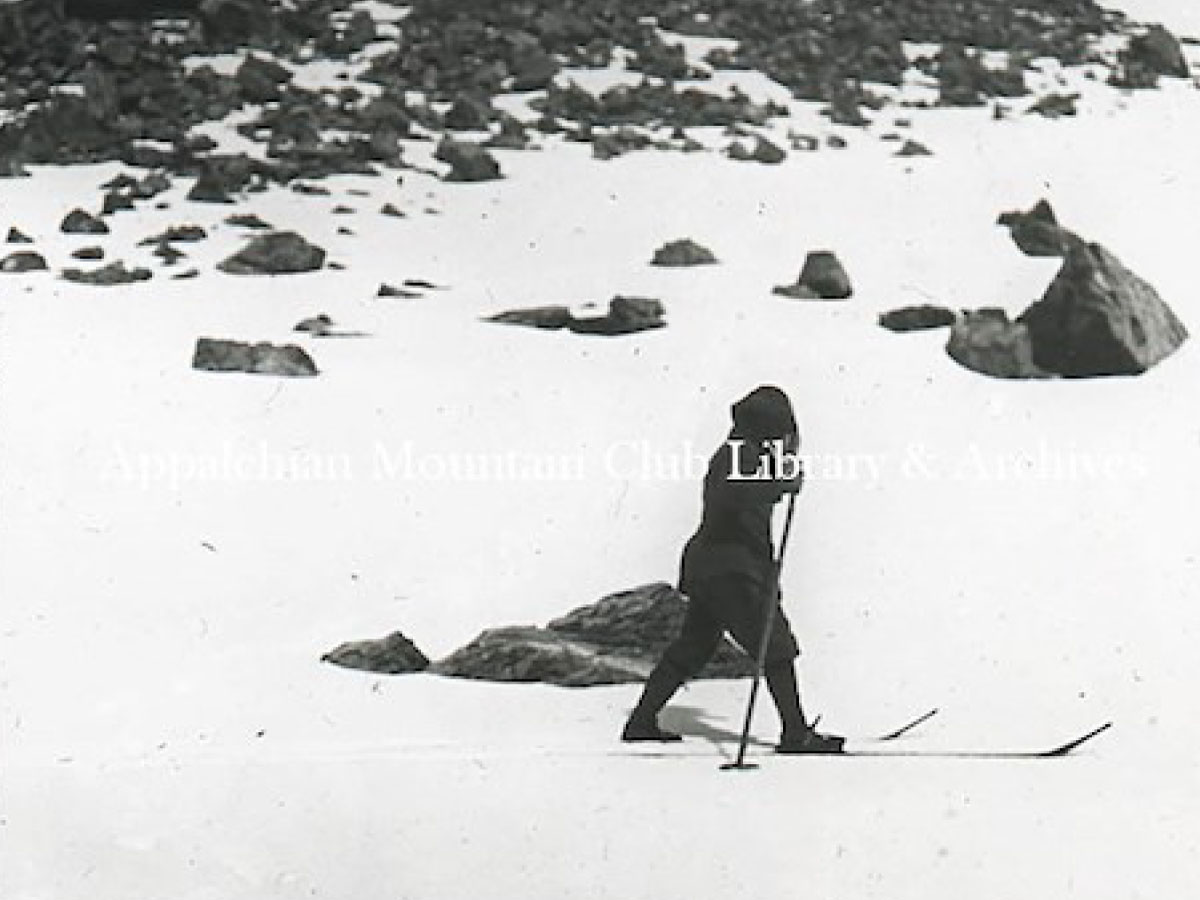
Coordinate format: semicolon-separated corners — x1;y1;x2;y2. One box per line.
2;2;1200;898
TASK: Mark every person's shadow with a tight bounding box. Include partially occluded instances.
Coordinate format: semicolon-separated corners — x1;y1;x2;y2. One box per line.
657;705;774;759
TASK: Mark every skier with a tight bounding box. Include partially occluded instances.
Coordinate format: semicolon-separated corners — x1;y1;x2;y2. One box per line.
621;385;845;754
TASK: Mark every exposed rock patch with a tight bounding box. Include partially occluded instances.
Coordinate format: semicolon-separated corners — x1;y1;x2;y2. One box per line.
192;337;319;377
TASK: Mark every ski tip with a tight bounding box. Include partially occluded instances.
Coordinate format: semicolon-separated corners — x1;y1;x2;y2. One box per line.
1044;721;1113;757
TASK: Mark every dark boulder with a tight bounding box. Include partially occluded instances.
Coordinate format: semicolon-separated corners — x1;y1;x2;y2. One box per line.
6;228;32;244
218;231;326;275
486;305;574;330
1125;25;1190;80
430;583;753;687
71;246;105;261
1019;242;1188;377
192;337;319;377
139;225;208;245
435;137;502;182
235;54;292;103
61;261;152;285
568;296;666;336
322;631;430;675
1;251;48;273
651;238;718;267
879;305;957;332
774;251;853;300
60;209;109;235
946;309;1051;379
998;199;1081;257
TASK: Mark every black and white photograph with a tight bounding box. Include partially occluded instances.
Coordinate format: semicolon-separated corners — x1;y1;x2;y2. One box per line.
1;0;1197;897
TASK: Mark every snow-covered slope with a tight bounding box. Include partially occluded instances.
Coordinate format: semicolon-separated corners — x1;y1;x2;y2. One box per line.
2;4;1198;899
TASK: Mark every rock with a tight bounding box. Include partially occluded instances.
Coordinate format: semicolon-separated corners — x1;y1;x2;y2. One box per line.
751;135;786;164
651;238;718;267
377;283;422;299
775;251;853;300
61;261;152;285
294;313;333;335
895;139;932;157
0;251;48;273
71;246;105;261
1126;25;1189;79
548;583;753;679
174;268;200;280
429;583;753;687
879;305;957;332
187;170;235;203
435;137;502;182
6;228;32;244
192;338;319;377
102;191;136;215
1028;92;1079;118
946;309;1051;379
226;213;272;229
139;225;208;245
1018;242;1188;377
429;626;646;687
153;243;186;265
60;209;109;235
379;203;405;218
487;305;574;330
218;231;326;275
322;630;429;675
235;53;292;103
998;199;1081;257
444;94;493;131
568;296;666;336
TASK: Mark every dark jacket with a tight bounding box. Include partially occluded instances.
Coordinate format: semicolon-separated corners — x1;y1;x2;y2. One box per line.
679;434;801;591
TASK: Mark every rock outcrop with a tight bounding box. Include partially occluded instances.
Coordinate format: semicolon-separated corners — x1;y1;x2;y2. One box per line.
323;631;430;675
192;337;319;376
1019;242;1188;377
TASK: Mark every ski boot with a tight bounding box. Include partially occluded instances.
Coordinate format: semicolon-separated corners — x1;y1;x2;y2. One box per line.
621;717;683;743
776;727;845;755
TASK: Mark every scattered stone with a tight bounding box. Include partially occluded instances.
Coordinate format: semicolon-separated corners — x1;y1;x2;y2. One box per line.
292;182;331;196
946;308;1050;379
997;199;1081;257
192;338;319;377
487;305;574;330
71;246;105;261
444;94;494;131
173;268;200;280
404;279;441;290
139;225;208;245
225;213;272;229
1120;24;1189;83
294;314;334;335
6;228;32;244
774;251;853;300
322;631;430;675
60;209;109;235
879;305;957;332
218;231;326;275
235;53;292;103
435;138;502;182
101;191;136;215
789;133;819;152
379;203;405;218
1028;92;1079;118
332;204;355;214
1019;242;1188;377
895;139;932;157
187;170;235;203
0;251;48;273
568;296;666;336
153;243;186;264
651;238;718;267
377;283;422;299
61;261;152;285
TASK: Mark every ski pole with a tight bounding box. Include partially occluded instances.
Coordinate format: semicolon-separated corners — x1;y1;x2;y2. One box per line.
721;490;798;772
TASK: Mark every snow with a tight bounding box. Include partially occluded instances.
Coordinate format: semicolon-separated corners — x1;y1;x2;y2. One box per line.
3;4;1200;899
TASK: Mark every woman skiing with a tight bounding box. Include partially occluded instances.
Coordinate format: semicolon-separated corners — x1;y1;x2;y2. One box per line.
621;385;844;754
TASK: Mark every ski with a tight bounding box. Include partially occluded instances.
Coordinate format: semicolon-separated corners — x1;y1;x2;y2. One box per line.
842;722;1113;759
618;707;942;759
614;721;1111;761
875;707;939;741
